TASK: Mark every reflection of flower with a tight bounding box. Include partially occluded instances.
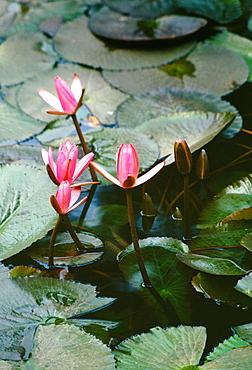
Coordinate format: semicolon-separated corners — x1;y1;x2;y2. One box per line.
38;74;84;115
50;181;87;215
91;143;165;188
42;140;94;186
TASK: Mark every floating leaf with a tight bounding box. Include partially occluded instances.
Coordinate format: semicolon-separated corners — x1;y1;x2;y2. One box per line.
241;232;252;252
17;64;128;126
0;31;57;86
177;253;247;275
191;272;252;307
9;266;42;278
118;237;194;322
116;89;241;138
135;111;235;162
114;325;206;369
198;174;252;228
22;324;116;370
200;346;252;369
54;15;196;70
209;30;252;81
0;145;44;165
183;42;249;96
0;277;114;360
205;334;249;363
89;8;207;41
0;163;57;261
104;0;241;23
26;232;103;266
235;323;252;344
235;273;252;298
0;101;46;145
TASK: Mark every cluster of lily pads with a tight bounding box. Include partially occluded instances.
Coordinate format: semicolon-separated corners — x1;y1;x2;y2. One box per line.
1;0;252;368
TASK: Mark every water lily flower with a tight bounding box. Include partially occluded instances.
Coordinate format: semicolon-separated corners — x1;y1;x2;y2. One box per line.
50;181;87;215
38;74;84;115
91;143;165;188
42;139;94;185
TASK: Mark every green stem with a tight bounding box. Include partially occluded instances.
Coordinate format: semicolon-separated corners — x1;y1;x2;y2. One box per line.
71;113;98;182
183;174;191;240
48;215;62;267
63;213;86;251
77;183;98;230
125;189;169;315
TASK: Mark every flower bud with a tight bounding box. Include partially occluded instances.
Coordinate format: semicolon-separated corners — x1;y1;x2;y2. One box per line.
174;139;192;175
196;149;209;180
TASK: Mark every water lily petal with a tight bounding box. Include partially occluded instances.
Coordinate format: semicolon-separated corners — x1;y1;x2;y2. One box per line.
38;89;63;112
72;152;95;182
135;161;165;187
91;161;121;187
71;74;83;102
55;76;77;114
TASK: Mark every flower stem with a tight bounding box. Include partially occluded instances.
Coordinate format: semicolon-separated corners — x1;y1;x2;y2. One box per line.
63;213;87;251
183;174;191;240
71;113;98;182
48;215;62;267
125;189;169;315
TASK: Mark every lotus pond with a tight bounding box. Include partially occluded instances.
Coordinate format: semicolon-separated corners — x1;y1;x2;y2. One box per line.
1;0;252;369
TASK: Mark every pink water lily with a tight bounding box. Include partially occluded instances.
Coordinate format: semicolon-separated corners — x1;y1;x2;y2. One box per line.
91;143;165;189
42;139;94;185
50;181;87;215
38;74;84;115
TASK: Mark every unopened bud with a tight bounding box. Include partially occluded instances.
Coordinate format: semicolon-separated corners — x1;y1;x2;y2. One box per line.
172;207;183;220
196;149;209;179
174;139;192;175
142;193;155;216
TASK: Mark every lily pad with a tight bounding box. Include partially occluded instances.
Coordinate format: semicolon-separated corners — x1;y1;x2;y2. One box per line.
209;30;252;81
0;101;46;146
135;111;235;163
26;232;103;266
104;0;242;23
200;346;252;369
89;8;207;41
116;88;241;138
198;174;252;228
114;325;206;369
0;277;114;360
17;64;128;126
0;163;57;261
0;31;57;86
235;272;252;298
22;324;116;370
0;145;44;165
54;15;196;70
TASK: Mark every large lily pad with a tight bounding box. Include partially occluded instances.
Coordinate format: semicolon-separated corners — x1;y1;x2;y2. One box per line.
0;277;114;360
198;174;252;228
89;8;207;41
0;31;57;86
116;89;241;138
114;325;206;369
54;15;196;70
135;111;235;163
21;324;116;369
17;64;128;125
0;163;57;261
0;101;46;146
235;272;252;298
104;0;242;23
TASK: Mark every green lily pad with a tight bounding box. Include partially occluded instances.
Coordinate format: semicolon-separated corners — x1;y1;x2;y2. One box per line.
54;15;196;70
235;322;252;344
0;277;114;360
26;232;103;266
0;145;44;165
0;263;9;280
89;8;207;41
21;324;116;369
114;325;206;369
235;273;252;298
104;0;241;23
0;31;57;86
118;237;194;322
241;232;252;252
177;253;247;275
17;64;128;126
116;89;241;138
198;174;252;228
191;272;252;307
135;111;235;163
200;346;252;369
209;30;252;81
0;101;46;146
0;163;57;261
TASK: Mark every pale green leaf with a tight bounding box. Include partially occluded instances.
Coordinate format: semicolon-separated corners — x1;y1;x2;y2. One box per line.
200;346;252;369
235;272;252;298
